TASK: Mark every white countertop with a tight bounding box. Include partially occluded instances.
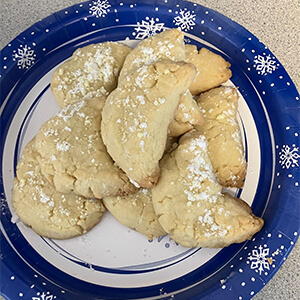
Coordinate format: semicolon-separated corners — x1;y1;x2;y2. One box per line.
0;1;299;299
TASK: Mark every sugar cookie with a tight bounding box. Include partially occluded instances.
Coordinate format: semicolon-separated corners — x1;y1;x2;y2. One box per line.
196;86;246;187
34;97;137;198
103;188;166;239
101;61;197;188
152;130;263;248
12;140;105;239
51;42;131;107
185;45;232;95
120;29;203;137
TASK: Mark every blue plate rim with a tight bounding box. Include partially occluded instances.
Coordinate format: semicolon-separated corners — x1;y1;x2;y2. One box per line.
0;0;299;299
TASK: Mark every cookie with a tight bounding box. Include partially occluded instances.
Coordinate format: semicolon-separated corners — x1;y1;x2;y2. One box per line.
168;90;205;137
101;61;197;188
34;97;137;199
103;188;166;239
119;28;203;136
152;130;263;248
196;86;247;187
119;28;185;81
51;42;131;107
12;139;105;239
185;45;232;95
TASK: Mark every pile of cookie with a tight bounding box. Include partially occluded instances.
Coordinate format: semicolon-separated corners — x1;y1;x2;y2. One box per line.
12;29;263;248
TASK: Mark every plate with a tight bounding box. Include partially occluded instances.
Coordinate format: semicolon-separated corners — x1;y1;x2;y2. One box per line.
0;0;299;299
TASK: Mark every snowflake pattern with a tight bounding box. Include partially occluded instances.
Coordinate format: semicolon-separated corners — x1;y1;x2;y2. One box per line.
279;145;300;169
1;3;299;300
32;291;56;300
89;0;111;18
133;17;164;40
183;37;192;44
248;245;270;275
0;196;8;216
12;45;36;69
173;9;196;31
148;234;178;248
253;54;278;75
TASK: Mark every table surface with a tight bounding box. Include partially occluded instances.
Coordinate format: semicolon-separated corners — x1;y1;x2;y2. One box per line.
0;0;299;299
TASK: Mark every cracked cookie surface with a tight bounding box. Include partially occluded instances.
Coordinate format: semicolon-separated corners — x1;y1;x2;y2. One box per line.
119;28;204;137
103;188;166;239
101;61;197;188
51;42;131;108
119;28;186;81
34;97;137;199
168;90;204;137
152;130;263;248
12;140;105;239
185;45;232;95
196;86;247;188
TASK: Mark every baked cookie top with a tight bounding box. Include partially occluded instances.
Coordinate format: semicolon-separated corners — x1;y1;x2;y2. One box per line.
119;29;203;137
185;45;232;95
101;61;197;188
12;140;105;239
51;42;131;107
152;130;263;248
119;28;185;81
34;97;137;199
196;86;247;187
168;90;205;137
103;188;166;239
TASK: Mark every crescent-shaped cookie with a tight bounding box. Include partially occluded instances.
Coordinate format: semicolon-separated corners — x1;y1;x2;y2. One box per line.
152;130;263;248
196;86;247;187
101;61;197;188
119;28;204;137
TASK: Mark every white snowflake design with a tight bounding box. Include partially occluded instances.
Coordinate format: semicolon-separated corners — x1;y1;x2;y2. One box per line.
133;17;164;40
279;144;300;169
32;291;56;300
12;45;36;69
183;37;192;44
173;9;196;31
89;0;111;18
0;196;8;216
248;245;270;275
148;235;178;248
253;53;278;75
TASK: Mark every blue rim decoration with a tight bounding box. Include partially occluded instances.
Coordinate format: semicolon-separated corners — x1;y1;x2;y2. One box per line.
1;1;299;299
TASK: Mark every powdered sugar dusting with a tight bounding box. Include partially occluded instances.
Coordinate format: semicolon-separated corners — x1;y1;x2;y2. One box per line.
40;192;50;203
137;95;146;105
57;100;86;122
200;209;228;238
183;136;218;203
83;47;115;83
56;141;71;151
131;42;179;71
55;43;124;101
182;134;231;238
135;65;149;88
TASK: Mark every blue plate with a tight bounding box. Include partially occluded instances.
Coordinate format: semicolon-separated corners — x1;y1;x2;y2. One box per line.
0;1;299;299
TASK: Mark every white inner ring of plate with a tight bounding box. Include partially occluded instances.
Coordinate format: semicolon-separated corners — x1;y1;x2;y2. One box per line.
2;38;261;288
